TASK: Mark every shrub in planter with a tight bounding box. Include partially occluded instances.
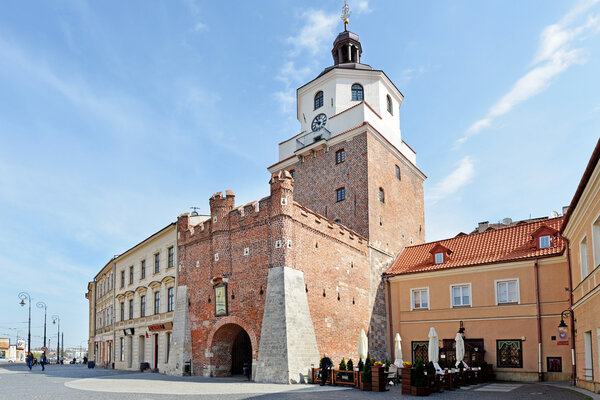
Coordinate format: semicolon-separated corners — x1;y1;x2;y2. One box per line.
361;356;372;383
319;358;323;369
458;361;465;372
339;358;347;371
425;361;436;376
385;358;391;372
413;360;426;388
357;359;364;372
347;359;354;371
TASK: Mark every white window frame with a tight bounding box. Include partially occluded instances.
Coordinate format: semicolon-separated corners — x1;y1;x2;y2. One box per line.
434;253;444;264
411;287;430;310
592;212;600;270
580;236;589;281
450;283;472;307
539;235;551;249
494;278;520;305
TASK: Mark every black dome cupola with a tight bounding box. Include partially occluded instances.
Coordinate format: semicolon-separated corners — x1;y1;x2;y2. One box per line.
332;30;362;65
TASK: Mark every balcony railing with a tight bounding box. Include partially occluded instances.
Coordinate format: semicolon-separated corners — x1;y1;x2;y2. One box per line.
296;128;331;150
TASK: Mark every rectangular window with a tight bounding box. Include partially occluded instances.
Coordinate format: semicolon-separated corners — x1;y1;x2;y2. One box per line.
580;237;589;280
129;299;134;320
497;340;523;368
547;357;562;372
451;284;471;307
168;247;174;268
140;295;146;317
120;302;124;321
336;187;345;202
154;253;160;274
168;287;174;312
395;165;401;180
154;292;160;315
411;288;429;310
434;253;444;264
141;260;146;279
166;332;171;363
120;338;124;362
539;235;551;249
496;279;519;304
584;331;594;381
594;215;600;269
379;188;385;203
120;270;125;288
129;266;134;284
335;149;345;164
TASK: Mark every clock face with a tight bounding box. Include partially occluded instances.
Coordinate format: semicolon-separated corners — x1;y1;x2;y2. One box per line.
311;113;327;131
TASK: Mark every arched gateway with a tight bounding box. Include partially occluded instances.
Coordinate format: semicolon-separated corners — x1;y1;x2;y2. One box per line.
206;317;257;378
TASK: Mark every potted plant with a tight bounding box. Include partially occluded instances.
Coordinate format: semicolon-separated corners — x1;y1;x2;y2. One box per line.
371;360;386;392
425;361;438;392
411;360;429;396
347;358;354;371
339;358;347;371
360;356;372;391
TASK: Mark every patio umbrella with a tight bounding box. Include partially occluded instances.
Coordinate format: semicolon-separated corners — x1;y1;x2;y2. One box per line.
428;327;441;371
358;329;368;363
393;333;403;367
455;332;466;368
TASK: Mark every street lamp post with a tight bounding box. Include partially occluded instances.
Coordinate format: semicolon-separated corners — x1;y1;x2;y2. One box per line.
558;309;576;386
36;301;48;349
52;315;60;364
18;292;32;354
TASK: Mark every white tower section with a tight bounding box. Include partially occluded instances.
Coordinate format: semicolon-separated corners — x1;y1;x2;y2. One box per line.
275;31;417;168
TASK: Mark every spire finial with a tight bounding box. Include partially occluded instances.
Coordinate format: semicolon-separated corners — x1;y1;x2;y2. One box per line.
341;2;351;31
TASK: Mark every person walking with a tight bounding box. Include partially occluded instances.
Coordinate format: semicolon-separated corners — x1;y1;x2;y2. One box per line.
26;352;33;371
320;353;333;386
40;352;47;371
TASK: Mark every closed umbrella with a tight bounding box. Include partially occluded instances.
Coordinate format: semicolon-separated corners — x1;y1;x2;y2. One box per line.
393;333;403;367
358;329;368;363
428;327;441;371
455;332;466;368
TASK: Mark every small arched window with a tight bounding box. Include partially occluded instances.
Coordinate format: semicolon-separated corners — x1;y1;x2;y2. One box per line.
351;84;363;101
314;91;324;110
387;95;393;115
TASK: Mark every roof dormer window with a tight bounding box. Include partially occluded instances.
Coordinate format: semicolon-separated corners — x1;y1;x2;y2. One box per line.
430;243;451;265
434;253;444;264
539;235;551;249
314;91;323;110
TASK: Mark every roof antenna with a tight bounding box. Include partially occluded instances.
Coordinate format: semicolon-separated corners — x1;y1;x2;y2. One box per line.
190;207;200;216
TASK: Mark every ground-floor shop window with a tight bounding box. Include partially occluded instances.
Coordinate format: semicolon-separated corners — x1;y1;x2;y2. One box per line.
496;339;522;368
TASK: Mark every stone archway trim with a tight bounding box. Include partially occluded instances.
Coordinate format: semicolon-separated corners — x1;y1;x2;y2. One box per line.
206;316;258;359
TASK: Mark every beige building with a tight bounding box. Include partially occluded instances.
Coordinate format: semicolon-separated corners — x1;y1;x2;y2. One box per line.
385;217;572;382
561;138;600;393
113;223;177;372
86;259;116;367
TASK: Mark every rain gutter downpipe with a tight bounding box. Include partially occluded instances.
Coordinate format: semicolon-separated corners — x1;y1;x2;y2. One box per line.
534;258;543;382
564;238;577;386
385;276;395;362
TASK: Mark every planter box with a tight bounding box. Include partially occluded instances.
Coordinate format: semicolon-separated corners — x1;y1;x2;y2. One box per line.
371;366;387;392
360;381;372;391
411;386;430;396
401;367;412;394
333;370;356;386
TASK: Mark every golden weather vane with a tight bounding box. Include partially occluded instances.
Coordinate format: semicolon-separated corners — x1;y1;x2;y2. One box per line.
341;1;351;31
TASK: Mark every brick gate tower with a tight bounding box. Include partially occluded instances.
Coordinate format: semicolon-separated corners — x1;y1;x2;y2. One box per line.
169;15;425;383
268;26;426;359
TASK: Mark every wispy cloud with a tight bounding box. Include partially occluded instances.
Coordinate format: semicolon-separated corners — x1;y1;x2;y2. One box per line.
287;9;338;56
458;0;600;146
426;156;475;204
355;1;372;14
192;22;209;32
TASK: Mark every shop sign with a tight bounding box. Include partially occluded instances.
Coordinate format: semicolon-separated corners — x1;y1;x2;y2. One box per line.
148;322;173;332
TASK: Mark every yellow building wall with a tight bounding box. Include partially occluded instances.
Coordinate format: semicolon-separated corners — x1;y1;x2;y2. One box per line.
388;256;571;382
563;156;600;392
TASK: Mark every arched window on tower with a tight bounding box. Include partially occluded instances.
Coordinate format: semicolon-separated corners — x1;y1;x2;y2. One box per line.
387;95;393;115
314;91;324;110
351;84;363;101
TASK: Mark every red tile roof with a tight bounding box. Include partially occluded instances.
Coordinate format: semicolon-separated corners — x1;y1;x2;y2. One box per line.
385;217;565;276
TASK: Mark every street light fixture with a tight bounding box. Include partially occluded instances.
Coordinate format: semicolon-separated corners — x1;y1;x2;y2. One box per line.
36;301;48;350
18;292;32;354
458;320;465;335
52;315;60;364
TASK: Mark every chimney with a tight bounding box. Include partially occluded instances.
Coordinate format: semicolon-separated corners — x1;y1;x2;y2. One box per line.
562;206;569;215
478;221;489;233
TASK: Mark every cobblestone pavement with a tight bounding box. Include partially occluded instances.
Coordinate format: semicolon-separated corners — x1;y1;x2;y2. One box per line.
0;364;594;400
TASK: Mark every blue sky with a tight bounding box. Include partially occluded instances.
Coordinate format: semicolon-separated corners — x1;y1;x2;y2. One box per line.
0;1;599;348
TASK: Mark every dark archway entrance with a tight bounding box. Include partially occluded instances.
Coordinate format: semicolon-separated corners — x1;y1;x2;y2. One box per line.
231;329;252;376
210;323;253;377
